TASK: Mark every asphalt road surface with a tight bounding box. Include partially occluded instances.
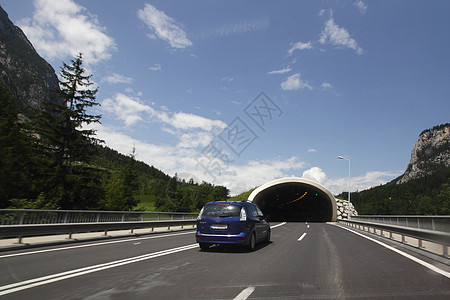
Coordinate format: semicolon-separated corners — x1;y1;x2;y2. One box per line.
0;222;449;299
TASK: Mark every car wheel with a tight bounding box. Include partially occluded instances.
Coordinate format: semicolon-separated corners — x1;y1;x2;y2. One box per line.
248;232;256;251
199;243;209;251
265;228;271;243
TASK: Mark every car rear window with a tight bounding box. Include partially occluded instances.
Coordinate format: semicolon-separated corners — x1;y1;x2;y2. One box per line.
203;204;242;217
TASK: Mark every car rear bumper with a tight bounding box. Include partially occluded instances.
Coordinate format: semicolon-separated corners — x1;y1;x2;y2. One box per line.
195;231;248;245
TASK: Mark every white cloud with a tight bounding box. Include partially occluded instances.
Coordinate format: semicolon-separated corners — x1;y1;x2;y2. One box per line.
267;67;292;75
89;121;306;195
301;167;401;195
92;123;181;170
161;112;227;131
307;149;317;153
319;17;363;55
195;18;269;39
302;167;328;185
101;93;227;132
220;157;306;195
137;3;192;49
330;170;402;194
221;76;234;82
354;1;368;15
288;41;313;56
150;63;162;71
281;73;312;90
103;73;133;84
19;0;116;65
102;93;154;126
177;132;212;149
321;82;333;90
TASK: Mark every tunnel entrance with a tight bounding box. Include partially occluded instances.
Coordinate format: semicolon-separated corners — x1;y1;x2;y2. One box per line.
248;177;337;222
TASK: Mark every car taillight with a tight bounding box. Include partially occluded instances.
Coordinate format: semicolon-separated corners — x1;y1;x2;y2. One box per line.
197;207;204;220
239;207;247;221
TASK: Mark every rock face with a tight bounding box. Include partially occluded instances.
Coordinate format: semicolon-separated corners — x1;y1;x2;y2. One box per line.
397;124;450;184
0;5;59;115
335;198;358;219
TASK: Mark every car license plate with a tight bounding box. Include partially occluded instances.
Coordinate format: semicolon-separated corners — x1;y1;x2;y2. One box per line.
211;224;227;230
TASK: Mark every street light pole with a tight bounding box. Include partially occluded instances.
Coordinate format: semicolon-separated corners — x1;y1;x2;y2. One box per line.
338;156;351;219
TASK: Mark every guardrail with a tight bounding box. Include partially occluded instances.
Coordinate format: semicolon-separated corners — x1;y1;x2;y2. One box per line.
0;209;198;244
350;215;450;232
337;217;450;259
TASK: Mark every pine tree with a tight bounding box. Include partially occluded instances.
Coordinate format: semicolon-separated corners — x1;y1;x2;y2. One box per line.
101;147;139;211
0;80;32;207
33;53;104;209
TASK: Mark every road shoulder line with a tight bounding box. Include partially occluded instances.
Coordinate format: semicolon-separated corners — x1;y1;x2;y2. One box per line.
334;223;450;279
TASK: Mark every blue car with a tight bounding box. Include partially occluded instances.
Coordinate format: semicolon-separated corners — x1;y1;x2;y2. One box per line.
196;201;270;251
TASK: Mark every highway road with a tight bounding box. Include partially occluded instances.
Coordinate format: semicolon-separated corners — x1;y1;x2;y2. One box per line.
0;222;449;299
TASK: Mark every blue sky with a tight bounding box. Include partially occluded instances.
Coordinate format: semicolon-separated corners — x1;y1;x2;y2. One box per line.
2;0;449;195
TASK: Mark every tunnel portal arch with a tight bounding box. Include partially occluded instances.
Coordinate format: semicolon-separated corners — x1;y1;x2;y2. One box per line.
248;177;337;222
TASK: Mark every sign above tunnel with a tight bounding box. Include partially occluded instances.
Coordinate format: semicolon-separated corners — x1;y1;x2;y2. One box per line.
248;177;337;222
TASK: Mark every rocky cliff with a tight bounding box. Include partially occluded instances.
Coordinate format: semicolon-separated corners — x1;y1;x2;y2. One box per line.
0;5;59;115
397;123;450;184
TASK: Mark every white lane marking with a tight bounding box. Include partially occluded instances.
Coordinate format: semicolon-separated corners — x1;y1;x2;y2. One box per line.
233;286;255;300
2;223;287;259
0;231;194;259
335;224;450;279
270;222;287;229
297;233;307;242
0;244;199;296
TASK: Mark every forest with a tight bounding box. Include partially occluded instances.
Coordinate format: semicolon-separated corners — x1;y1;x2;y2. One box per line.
337;168;450;215
0;54;229;212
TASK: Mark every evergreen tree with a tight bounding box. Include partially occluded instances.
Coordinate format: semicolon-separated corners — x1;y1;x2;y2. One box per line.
32;53;104;209
101;147;139;211
0;80;32;207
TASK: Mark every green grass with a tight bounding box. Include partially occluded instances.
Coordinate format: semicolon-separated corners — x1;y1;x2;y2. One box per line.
134;194;157;211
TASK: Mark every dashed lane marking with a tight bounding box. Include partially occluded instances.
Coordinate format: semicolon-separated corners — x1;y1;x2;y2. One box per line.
233;286;255;300
297;232;307;242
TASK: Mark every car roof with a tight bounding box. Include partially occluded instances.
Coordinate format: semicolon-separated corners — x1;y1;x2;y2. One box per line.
205;201;251;206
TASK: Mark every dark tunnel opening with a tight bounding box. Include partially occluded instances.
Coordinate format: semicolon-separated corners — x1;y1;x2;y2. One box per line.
252;183;334;222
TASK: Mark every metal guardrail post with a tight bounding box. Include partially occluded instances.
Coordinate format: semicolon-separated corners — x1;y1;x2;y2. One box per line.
19;212;25;225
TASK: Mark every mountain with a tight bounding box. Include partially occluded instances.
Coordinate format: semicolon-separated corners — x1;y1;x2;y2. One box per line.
0;5;59;116
339;123;450;215
397;123;450;184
